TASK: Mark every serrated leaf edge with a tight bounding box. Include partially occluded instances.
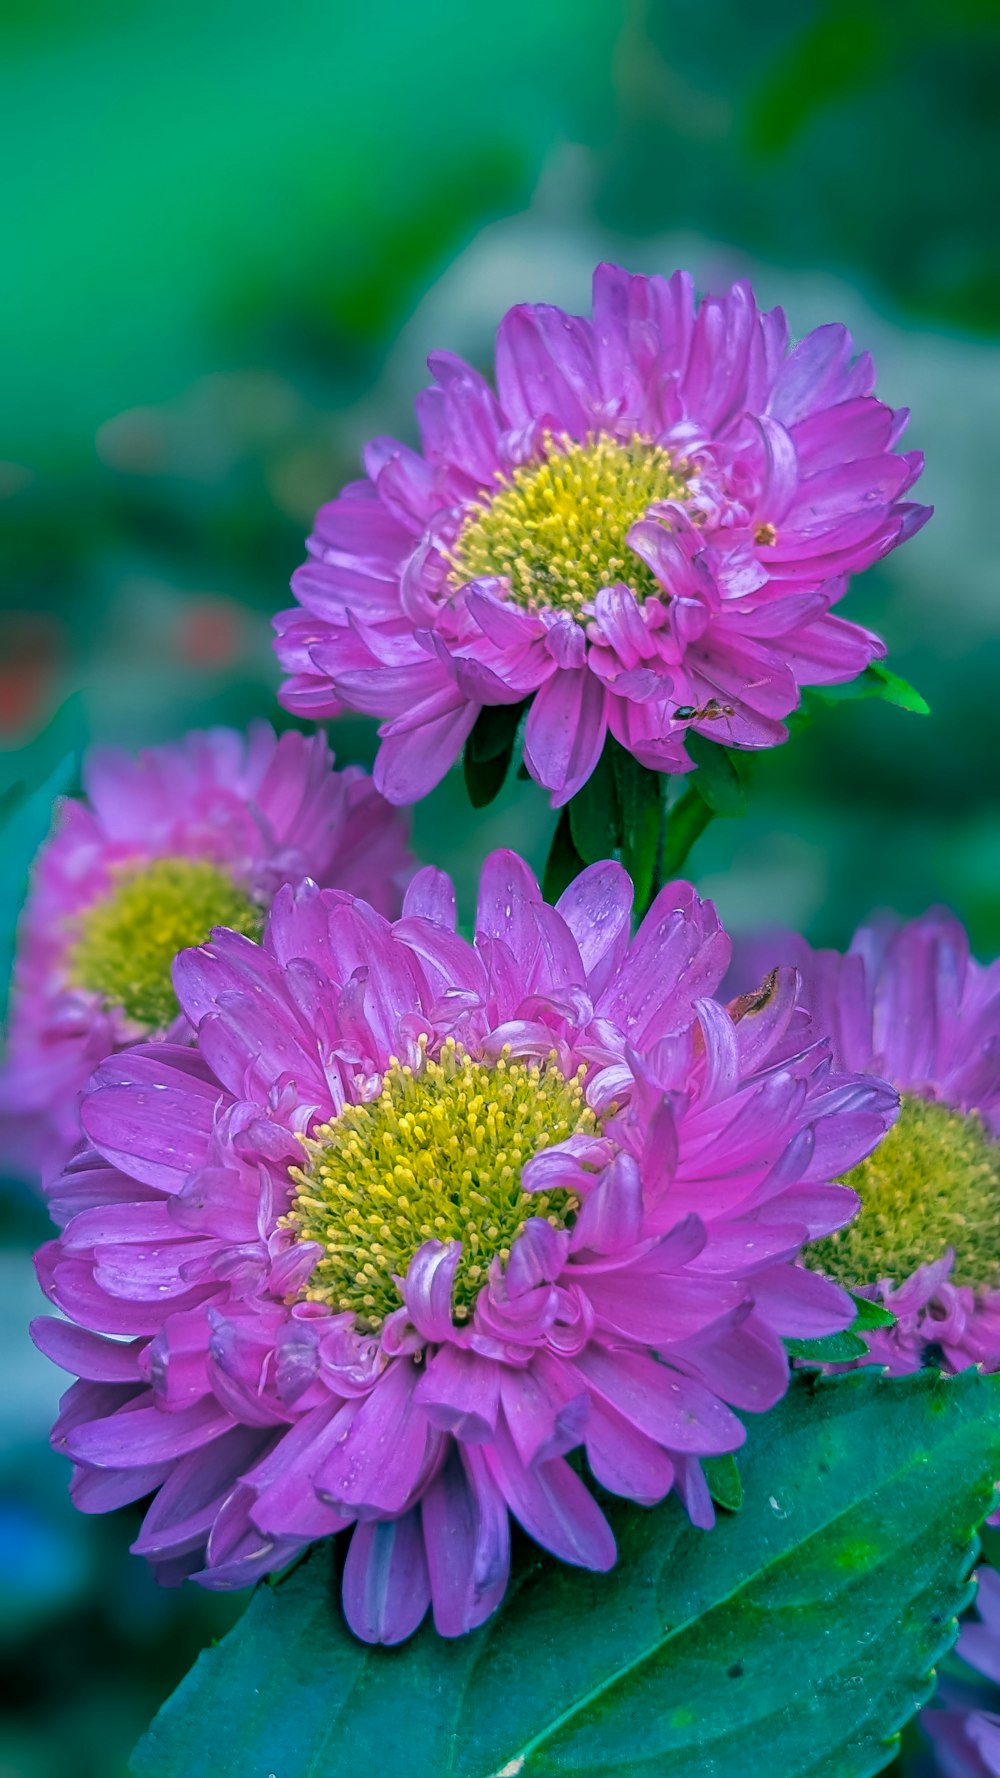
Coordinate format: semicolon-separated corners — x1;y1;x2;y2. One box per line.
482;1370;1000;1777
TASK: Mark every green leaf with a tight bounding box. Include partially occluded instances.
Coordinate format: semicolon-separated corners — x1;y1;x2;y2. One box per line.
0;752;79;1025
785;1328;870;1363
463;744;510;809
702;1452;743;1513
685;732;751;817
567;739;620;864
0;691;87;801
463;701;528;808
542;806;587;905
466;701;529;765
978;1521;1000;1572
613;744;663;913
130;1369;1000;1778
786;1292;896;1364
866;663;931;716
850;1294;896;1332
661;780;715;878
809;663;930;717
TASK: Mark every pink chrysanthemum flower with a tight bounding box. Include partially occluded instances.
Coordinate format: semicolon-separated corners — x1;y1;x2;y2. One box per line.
33;851;894;1644
1;723;412;1180
274;263;930;807
923;1567;1000;1777
730;911;1000;1375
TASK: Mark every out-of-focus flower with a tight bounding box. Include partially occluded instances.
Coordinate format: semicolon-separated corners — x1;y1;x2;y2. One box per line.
1;723;412;1180
275;263;930;807
923;1567;1000;1777
34;851;894;1642
730;911;1000;1375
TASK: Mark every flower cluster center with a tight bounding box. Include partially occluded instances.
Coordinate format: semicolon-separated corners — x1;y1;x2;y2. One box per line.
286;1037;597;1331
67;855;261;1030
449;430;688;618
810;1094;1000;1290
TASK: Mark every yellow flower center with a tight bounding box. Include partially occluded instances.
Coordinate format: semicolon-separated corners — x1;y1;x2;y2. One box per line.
286;1037;597;1331
810;1094;1000;1290
449;431;689;618
67;856;261;1030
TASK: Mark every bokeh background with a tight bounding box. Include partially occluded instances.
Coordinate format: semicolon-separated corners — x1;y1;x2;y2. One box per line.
1;2;998;1772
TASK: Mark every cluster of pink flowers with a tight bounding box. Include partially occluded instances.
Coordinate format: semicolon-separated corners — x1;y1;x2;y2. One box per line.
9;260;998;1771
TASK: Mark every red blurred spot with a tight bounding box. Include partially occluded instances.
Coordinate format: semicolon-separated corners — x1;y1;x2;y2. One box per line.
0;614;63;735
175;597;244;668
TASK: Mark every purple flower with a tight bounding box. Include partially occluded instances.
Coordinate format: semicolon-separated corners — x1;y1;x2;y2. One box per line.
923;1567;1000;1777
1;723;412;1181
274;263;930;807
730;912;1000;1375
34;850;894;1643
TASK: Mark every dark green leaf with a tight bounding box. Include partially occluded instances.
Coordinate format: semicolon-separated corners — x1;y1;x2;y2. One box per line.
131;1369;1000;1778
567;739;620;864
661;781;715;879
785;1329;870;1362
613;745;663;913
542;807;587;905
685;732;751;816
978;1521;1000;1572
467;701;528;764
703;1452;743;1513
463;747;511;809
462;702;527;808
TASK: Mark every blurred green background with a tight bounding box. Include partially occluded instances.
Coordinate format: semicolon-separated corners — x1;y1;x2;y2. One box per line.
1;1;997;1772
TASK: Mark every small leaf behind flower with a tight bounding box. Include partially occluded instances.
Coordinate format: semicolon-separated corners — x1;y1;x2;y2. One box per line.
864;663;931;715
808;663;930;717
612;745;662;912
703;1452;743;1512
660;780;715;878
542;806;587;904
568;739;620;864
684;732;752;816
131;1369;1000;1778
850;1294;896;1332
785;1292;896;1364
463;701;528;808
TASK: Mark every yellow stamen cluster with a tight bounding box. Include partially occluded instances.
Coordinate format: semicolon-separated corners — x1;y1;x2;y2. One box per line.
67;855;261;1030
285;1037;597;1331
449;431;689;618
810;1094;1000;1289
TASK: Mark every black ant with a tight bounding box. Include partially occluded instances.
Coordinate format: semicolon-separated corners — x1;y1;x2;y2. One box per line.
672;699;735;723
